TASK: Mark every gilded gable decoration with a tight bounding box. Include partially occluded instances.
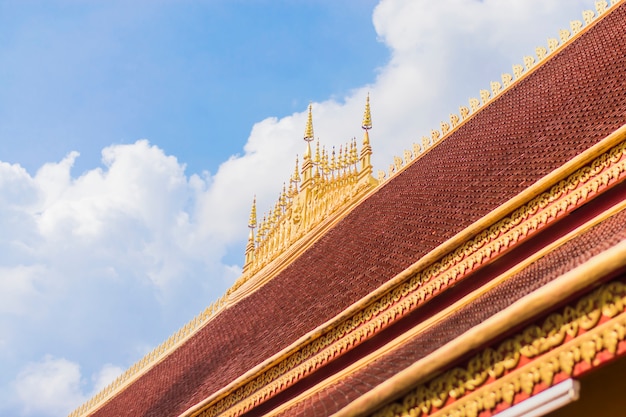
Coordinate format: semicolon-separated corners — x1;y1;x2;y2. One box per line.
241;96;378;277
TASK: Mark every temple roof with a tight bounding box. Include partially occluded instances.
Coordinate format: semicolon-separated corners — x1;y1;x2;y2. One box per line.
280;202;626;416
78;3;626;417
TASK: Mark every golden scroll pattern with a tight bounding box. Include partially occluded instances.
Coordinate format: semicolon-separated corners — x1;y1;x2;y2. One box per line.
373;281;626;417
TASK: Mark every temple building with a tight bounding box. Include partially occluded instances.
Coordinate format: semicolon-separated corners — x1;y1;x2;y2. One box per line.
71;1;626;416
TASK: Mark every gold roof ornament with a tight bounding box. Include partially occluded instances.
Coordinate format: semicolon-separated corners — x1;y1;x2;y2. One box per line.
248;196;257;230
303;103;314;163
304;103;314;142
362;93;372;130
359;94;374;180
243;196;258;271
241;96;377;277
314;140;321;165
292;156;301;184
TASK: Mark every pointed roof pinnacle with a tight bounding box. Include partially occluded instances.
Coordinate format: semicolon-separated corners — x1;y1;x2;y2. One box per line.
292;155;301;183
248;196;257;229
304;102;314;142
314;140;321;165
362;93;372;131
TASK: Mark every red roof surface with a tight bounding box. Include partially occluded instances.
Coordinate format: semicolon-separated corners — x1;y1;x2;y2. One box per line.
92;4;626;417
275;198;626;417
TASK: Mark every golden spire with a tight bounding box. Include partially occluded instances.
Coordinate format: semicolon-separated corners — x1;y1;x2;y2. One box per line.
301;103;315;191
279;183;287;209
258;215;267;241
362;93;372;130
314;140;321;165
303;103;314;163
338;145;343;170
304;102;314;141
287;180;295;198
292;156;301;184
359;94;373;182
313;140;321;179
248;196;257;229
244;196;257;271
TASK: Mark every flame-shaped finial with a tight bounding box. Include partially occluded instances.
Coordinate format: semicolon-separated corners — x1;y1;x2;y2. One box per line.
304;102;314;142
248;196;257;229
314;140;321;165
362;93;372;130
292;155;301;183
279;183;287;208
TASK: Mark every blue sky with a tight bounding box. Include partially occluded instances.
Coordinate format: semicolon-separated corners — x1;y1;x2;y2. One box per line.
0;1;594;416
0;0;386;177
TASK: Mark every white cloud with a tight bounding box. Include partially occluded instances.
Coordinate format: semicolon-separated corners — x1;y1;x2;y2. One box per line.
0;265;48;316
12;356;125;417
11;140;227;290
13;356;86;417
91;364;124;394
0;140;237;415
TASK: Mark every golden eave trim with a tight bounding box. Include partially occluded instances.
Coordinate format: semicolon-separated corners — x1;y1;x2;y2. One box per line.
334;239;626;417
380;286;626;417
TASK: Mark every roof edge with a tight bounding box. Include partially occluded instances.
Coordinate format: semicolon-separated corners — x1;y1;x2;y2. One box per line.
333;240;626;417
376;0;623;184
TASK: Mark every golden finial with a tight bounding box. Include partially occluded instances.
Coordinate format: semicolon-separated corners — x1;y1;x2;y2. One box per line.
292;155;301;183
338;145;344;171
266;208;274;229
274;201;281;220
280;183;287;208
259;215;267;240
287;180;295;198
304;102;314;142
362;93;372;130
248;196;257;229
269;204;278;225
314;140;321;165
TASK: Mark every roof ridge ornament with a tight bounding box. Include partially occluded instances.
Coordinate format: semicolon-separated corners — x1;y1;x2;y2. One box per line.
241;96;377;277
376;0;623;184
362;93;372;130
248;196;257;229
304;102;314;141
